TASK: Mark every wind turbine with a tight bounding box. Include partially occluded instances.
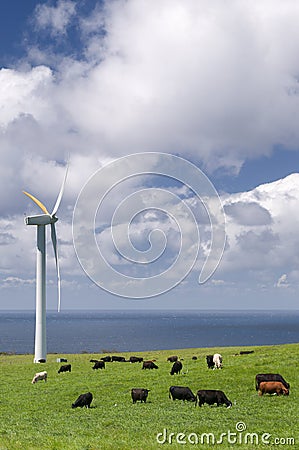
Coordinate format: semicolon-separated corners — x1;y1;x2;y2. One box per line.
23;166;68;363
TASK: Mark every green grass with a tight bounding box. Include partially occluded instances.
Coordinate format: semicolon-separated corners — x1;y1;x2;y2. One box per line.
0;344;298;449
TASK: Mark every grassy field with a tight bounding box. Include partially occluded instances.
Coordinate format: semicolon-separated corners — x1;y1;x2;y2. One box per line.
0;343;298;449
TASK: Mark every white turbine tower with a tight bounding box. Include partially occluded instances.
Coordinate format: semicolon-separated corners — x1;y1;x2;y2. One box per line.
23;166;68;363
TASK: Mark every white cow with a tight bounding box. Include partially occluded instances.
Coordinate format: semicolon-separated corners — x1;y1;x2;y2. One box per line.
32;371;47;384
213;353;222;369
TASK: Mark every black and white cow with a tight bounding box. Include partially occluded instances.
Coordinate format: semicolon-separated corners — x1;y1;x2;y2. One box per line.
196;390;232;408
169;386;196;402
131;388;150;403
206;354;222;369
72;392;93;408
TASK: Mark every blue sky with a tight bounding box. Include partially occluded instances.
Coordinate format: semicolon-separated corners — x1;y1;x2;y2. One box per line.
1;0;299;310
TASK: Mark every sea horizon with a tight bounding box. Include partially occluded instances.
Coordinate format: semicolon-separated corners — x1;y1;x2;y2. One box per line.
1;309;298;355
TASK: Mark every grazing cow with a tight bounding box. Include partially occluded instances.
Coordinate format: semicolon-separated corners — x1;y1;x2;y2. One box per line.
142;361;158;370
31;371;47;384
213;353;222;369
196;390;232;408
170;361;183;375
255;374;290;391
169;386;196;402
258;381;289;396
206;355;214;369
129;356;143;363
192;356;197;360
101;356;112;362
57;358;68;363
72;392;93;408
92;361;105;370
240;350;254;355
167;355;178;362
58;364;71;373
112;356;126;362
131;388;150;403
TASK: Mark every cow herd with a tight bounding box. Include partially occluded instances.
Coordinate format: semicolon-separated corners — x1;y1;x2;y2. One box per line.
30;352;291;409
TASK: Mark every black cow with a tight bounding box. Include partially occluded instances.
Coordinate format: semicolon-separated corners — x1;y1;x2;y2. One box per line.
167;355;178;362
131;388;150;403
93;361;105;370
90;359;99;363
101;356;112;362
196;390;232;408
72;392;93;408
169;386;196;402
170;361;183;375
142;361;158;370
192;356;198;360
206;355;214;369
112;356;126;362
255;374;290;391
58;364;71;373
130;356;144;363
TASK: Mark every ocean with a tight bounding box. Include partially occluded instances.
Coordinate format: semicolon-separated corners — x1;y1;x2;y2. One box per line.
0;310;298;355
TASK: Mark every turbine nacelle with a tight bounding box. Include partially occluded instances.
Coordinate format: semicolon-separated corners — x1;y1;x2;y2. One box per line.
25;214;58;226
23;163;68;316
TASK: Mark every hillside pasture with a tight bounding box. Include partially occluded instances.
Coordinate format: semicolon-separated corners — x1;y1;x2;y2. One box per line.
0;343;298;449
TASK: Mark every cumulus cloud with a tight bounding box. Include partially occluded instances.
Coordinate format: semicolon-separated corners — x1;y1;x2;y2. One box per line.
3;1;299;172
219;174;299;282
224;202;272;226
34;0;76;36
0;66;53;128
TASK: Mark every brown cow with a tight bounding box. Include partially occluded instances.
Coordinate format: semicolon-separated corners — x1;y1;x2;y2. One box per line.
258;381;289;396
142;360;158;370
167;355;178;362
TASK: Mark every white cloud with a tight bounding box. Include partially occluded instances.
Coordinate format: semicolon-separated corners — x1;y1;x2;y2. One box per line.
220;174;299;282
276;273;289;288
1;277;35;288
224;202;272;226
34;0;76;36
5;0;298;172
0;66;53;128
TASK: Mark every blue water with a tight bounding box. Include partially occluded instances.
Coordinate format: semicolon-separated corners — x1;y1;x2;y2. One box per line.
0;310;298;354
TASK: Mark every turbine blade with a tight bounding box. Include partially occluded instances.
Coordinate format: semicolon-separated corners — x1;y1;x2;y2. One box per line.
51;223;61;313
51;163;69;216
23;191;50;215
